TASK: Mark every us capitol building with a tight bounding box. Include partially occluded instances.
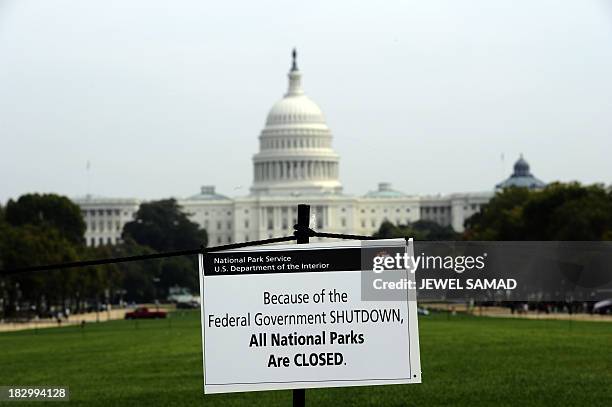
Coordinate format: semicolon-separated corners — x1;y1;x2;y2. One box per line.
75;51;545;247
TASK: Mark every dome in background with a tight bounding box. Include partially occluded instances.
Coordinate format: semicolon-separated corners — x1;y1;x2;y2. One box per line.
251;49;342;196
187;185;230;201
265;96;326;126
497;154;546;190
264;49;327;126
364;182;408;198
513;155;531;177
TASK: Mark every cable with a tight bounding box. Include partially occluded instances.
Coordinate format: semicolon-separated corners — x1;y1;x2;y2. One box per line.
314;231;377;240
0;236;297;276
0;230;378;276
1;248;201;276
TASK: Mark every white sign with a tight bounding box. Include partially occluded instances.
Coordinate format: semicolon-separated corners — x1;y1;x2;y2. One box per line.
199;239;421;394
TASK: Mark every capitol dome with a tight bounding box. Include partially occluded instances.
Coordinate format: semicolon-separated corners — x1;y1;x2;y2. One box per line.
251;50;342;196
265;95;326;126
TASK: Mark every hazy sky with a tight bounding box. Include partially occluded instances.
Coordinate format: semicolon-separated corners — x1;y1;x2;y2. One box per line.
1;0;611;203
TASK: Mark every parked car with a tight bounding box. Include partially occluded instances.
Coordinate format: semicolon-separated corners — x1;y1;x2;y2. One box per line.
593;299;612;315
86;304;108;313
124;307;167;319
176;300;200;309
417;307;430;316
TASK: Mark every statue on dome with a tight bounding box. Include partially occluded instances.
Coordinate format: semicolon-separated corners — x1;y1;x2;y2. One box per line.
291;48;298;71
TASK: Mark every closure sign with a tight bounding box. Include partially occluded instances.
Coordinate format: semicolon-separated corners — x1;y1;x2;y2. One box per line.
199;239;421;394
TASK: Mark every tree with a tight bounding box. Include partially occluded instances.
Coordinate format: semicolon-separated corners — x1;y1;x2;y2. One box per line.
522;183;612;240
0;194;94;316
373;220;458;240
464;183;612;240
412;220;459;240
159;256;199;295
122;199;207;251
4;194;86;246
109;240;161;303
0;223;80;316
463;187;531;240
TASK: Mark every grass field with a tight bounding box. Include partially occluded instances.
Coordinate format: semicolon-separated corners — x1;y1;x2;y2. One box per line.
0;310;610;406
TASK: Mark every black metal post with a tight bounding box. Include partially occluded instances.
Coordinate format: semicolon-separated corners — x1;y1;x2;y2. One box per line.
295;204;311;245
292;204;310;407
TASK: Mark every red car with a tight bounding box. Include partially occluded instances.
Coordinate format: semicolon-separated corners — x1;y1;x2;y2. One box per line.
124;307;167;319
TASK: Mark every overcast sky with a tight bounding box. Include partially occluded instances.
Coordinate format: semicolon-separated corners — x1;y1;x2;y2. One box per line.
1;0;611;203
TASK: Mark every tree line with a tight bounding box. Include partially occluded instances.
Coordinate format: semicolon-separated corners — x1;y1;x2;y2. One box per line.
372;182;612;313
0;195;207;319
374;182;612;241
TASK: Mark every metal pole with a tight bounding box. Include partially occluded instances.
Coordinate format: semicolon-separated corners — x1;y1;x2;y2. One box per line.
295;204;311;245
292;204;310;407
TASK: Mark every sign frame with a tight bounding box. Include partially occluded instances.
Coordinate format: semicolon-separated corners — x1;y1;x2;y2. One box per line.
199;238;421;394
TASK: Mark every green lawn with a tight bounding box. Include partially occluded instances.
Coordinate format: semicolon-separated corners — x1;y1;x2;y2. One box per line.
0;311;610;406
